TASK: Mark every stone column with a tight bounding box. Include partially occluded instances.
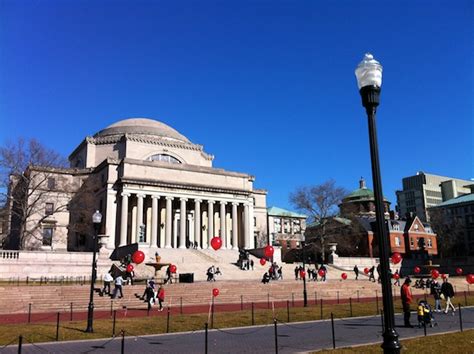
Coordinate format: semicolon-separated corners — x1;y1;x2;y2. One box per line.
105;188;117;249
207;200;214;249
249;202;255;248
165;197;173;248
194;199;201;248
220;201;227;249
136;194;145;243
151;195;159;247
179;198;187;249
244;203;250;249
232;202;238;250
119;192;130;246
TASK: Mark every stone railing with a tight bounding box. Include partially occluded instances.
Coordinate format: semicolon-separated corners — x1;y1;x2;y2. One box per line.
1;250;20;260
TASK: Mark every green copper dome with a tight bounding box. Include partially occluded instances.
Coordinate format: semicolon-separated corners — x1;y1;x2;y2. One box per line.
342;178;389;202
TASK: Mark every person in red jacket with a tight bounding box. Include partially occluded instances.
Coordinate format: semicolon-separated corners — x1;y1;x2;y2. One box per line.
157;285;165;311
401;277;413;327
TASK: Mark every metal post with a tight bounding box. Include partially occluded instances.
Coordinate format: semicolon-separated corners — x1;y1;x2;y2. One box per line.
320;298;323;319
251;302;255;325
423;319;427;336
110;300;113;316
205;323;208;354
464;291;467;306
458;304;463;332
180;297;183;314
302;243;307;307
274;318;279;354
337;291;340;304
211;297;215;328
331;313;336;349
376;291;379;315
241;295;243;310
112;310;117;337
287;300;290;322
361;85;400;352
166;307;170;333
18;335;22;354
349;297;353;317
70;302;73;321
315;291;317;305
56;312;60;341
121;330;125;354
86;223;100;333
28;304;31;324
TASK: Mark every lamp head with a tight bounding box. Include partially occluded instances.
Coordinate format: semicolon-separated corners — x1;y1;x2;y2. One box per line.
92;210;102;225
355;53;383;89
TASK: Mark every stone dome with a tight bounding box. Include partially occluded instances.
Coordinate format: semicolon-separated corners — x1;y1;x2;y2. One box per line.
95;118;190;143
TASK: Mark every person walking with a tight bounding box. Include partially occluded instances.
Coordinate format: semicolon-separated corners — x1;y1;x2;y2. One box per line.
294;266;299;280
441;277;456;315
393;270;401;286
353;265;359;280
157;285;165;311
368;266;376;282
401;277;414;327
431;280;442;312
112;274;124;299
250;259;254;270
101;272;113;296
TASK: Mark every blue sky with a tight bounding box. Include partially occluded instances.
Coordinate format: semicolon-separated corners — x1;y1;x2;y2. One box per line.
0;0;472;210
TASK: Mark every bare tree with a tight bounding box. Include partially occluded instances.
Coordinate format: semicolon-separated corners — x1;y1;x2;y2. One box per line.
428;207;466;258
289;180;348;262
0;138;69;249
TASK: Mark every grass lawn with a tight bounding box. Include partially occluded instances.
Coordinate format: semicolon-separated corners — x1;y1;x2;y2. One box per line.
0;295;472;348
315;329;474;353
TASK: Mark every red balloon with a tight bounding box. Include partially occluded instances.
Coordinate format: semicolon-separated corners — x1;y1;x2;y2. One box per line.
414;266;421;274
456;268;463;275
392;273;400;280
391;252;402;265
259;258;266;266
300;270;306;278
364;268;369;275
132;250;145;264
318;269;326;277
264;245;274;258
212;288;219;297
341;273;347;280
126;264;134;273
466;274;474;285
431;269;440;279
170;264;177;273
441;273;447;280
210;237;222;250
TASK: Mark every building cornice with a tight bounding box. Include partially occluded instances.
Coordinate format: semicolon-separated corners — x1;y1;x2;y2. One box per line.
119;177;253;196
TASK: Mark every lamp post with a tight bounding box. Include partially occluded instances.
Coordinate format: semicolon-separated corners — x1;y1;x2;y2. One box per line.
355;53;400;353
85;210;102;333
302;241;308;307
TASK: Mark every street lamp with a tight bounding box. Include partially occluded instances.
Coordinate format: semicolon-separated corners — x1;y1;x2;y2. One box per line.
355;53;400;353
86;210;102;333
301;241;308;307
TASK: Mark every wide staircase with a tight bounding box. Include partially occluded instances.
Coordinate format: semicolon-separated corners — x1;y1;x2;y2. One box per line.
1;273;467;316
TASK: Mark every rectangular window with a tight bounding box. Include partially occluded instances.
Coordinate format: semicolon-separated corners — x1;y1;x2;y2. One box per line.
410;238;414;247
47;177;56;190
395;236;400;247
45;203;54;216
42;228;53;246
427;238;432;248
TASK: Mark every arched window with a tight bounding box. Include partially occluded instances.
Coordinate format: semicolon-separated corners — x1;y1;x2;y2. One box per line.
148;154;181;164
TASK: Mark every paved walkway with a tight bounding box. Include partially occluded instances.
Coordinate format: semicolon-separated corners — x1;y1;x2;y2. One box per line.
2;307;473;353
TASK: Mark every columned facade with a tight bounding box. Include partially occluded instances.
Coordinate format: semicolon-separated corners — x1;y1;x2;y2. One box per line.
111;190;253;250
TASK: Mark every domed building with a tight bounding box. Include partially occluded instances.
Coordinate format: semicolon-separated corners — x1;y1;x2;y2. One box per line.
339;178;390;218
6;118;267;253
